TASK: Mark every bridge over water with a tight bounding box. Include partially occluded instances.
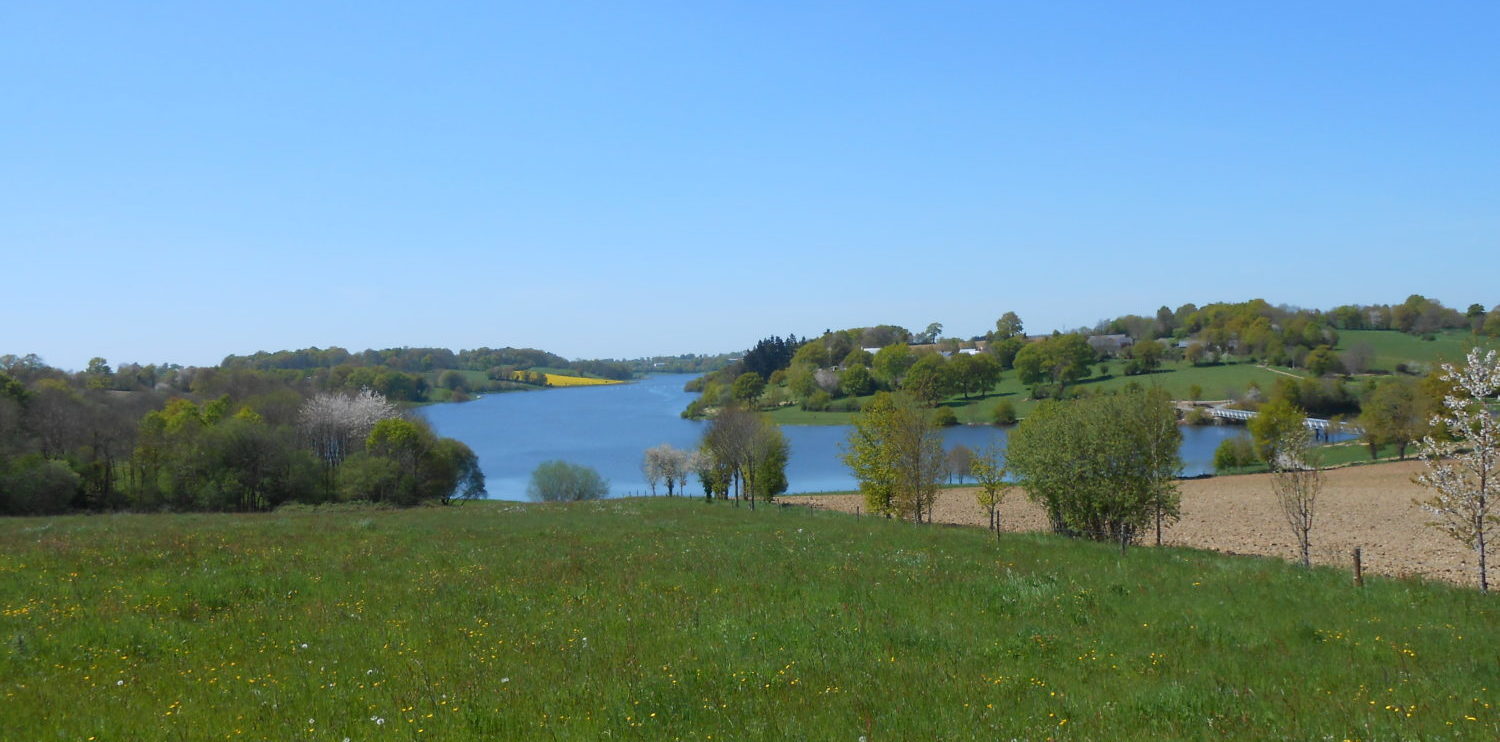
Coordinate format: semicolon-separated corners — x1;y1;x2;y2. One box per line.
1206;406;1362;438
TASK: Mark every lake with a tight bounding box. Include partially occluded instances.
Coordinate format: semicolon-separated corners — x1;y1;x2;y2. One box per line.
422;373;1265;501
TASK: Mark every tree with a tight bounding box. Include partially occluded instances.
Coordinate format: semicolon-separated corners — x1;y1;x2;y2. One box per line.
1213;436;1257;472
1004;387;1181;552
365;417;438;506
1359;378;1427;459
1342;342;1375;375
527;460;609;501
840;365;875;397
84;357;114;389
951;353;1001;398
1415;349;1500;592
970;444;1011;538
731;372;766;404
0;455;80;515
745;423;790;503
431;438;485;504
917;322;944;344
991;399;1018;425
643;443;692;496
741;335;801;379
987;336;1025;371
1270;425;1323;568
437;369;468;392
1128;386;1184;546
1123;339;1163;376
786;362;819;402
994;312;1023;340
872;344;915;387
842;348;873;368
944;444;973;484
1248;398;1306;464
1013;334;1095;397
641;447;663;495
903;353;954;404
700;406;788;509
1304;346;1344;376
298;389;400;470
1154;305;1176;336
693;447;729;501
841;392;945;522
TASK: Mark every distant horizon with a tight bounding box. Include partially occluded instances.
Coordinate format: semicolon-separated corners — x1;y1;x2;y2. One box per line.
8;290;1490;373
6;2;1497;373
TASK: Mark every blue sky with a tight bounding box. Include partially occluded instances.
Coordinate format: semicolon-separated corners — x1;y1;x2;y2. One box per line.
4;2;1497;370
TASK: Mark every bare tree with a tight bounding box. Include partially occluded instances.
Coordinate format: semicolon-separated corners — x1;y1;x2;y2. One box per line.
1271;425;1323;568
1342;342;1375;375
944;444;974;484
1416;348;1500;592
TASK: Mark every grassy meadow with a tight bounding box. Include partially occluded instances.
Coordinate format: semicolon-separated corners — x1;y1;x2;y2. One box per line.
1334;329;1481;373
2;499;1495;740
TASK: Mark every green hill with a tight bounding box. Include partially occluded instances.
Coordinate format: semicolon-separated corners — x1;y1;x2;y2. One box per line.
1335;329;1480;373
3;500;1494;739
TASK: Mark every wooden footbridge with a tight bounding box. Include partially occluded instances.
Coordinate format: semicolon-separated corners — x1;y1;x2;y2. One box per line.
1206;406;1361;438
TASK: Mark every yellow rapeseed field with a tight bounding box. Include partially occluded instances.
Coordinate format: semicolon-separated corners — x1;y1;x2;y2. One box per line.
544;373;623;387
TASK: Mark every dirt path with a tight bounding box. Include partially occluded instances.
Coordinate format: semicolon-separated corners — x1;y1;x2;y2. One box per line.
790;460;1483;587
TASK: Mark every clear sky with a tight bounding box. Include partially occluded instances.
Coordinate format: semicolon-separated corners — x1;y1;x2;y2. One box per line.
4;1;1497;370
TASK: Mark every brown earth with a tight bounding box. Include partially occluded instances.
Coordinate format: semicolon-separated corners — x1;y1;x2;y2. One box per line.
790;460;1484;587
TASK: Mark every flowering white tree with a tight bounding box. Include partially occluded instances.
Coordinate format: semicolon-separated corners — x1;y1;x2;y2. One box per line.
298;388;400;468
1416;348;1500;592
642;443;693;496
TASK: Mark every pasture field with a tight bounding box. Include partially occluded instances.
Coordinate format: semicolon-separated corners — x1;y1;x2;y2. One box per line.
1335;329;1484;373
1;499;1495;740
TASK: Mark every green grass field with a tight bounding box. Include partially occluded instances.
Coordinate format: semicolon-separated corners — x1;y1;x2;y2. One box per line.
1335;329;1487;373
2;500;1495;740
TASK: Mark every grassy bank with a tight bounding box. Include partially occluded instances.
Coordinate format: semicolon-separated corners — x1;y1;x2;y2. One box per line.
2;500;1495;739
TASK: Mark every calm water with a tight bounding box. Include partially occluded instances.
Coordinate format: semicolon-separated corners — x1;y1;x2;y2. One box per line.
423;373;1266;501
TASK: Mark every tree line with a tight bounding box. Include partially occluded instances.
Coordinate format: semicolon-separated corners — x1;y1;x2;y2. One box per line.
0;355;483;515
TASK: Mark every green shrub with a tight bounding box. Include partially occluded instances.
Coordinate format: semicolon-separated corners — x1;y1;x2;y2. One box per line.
1213;436;1258;472
802;390;832;412
528;460;609;501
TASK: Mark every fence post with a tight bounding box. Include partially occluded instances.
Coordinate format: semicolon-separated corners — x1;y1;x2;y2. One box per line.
1352;547;1364;588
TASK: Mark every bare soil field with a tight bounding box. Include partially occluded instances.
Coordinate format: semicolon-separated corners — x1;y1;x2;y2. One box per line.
791;460;1485;587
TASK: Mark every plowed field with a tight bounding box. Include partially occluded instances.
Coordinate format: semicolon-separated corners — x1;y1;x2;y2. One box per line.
792;460;1484;587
